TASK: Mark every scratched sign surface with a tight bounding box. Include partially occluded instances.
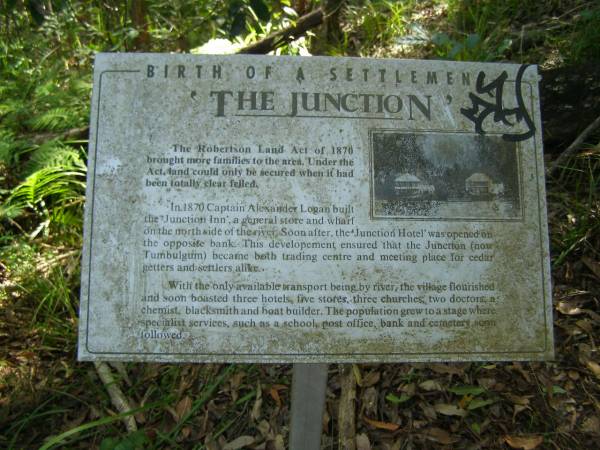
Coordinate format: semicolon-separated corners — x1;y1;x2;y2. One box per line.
78;53;553;362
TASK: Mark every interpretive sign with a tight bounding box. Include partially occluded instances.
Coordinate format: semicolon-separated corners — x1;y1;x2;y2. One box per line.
78;53;553;362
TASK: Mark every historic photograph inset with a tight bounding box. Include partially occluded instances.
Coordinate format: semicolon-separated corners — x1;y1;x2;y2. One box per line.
371;131;522;220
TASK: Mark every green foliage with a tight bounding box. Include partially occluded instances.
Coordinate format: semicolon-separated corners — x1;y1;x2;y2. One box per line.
431;31;511;61
386;392;412;404
446;0;552;36
1;142;86;235
448;385;486;396
326;0;411;56
37;399;171;450
568;6;600;63
0;130;32;166
0;0;307;244
549;146;600;268
0;7;91;240
0;239;80;347
28;107;82;132
100;431;150;450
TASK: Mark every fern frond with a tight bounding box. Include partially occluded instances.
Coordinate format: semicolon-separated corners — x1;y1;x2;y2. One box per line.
0;130;17;163
33;81;62;103
0;98;29;125
69;78;93;98
23;140;84;175
50;204;84;229
28;107;83;132
0;129;34;167
2;164;86;222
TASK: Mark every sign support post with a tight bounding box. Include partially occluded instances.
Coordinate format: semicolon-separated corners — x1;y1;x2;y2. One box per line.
289;364;329;449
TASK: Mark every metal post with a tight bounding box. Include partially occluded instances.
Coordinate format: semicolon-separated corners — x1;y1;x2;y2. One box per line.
289;364;329;450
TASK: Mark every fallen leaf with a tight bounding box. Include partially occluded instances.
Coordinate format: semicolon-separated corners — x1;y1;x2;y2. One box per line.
585;360;600;379
423;427;459;444
362;387;378;416
251;383;262;422
419;402;437;420
363;416;400;431
477;377;497;390
16;351;36;362
428;363;465;376
467;398;496;410
386;393;411;404
412;419;428;429
505;393;532;406
223;435;255;450
513;404;529;418
269;387;281;408
362;371;381;387
576;319;593;334
174;396;192;422
507;363;531;382
581;416;600;434
434;403;468;417
270;434;285;450
257;419;271;438
504;435;544;449
205;439;220;450
556;301;583;315
390;439;403;450
356;433;371;450
181;426;191;439
229;371;246;390
458;394;473;409
399;382;416;395
353;364;363;386
419;379;442;391
448;385;486;396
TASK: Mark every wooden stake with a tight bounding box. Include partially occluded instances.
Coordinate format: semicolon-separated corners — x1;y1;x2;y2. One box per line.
547;114;600;176
338;364;357;450
237;8;325;55
289;364;329;449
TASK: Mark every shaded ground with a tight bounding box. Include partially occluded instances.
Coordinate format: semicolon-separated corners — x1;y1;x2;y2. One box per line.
2;256;600;449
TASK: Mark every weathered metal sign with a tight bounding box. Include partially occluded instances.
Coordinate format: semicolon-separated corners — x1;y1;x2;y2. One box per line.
78;53;553;362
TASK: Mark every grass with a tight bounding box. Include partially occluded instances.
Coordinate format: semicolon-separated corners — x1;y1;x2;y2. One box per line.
548;147;600;267
1;0;599;449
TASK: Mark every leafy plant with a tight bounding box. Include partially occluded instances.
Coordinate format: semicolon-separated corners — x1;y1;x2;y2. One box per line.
549;145;600;268
1;142;86;236
99;431;150;450
324;0;411;56
568;6;600;63
431;31;511;61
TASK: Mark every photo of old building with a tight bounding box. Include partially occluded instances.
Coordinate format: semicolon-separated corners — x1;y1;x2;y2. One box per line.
370;131;522;220
394;174;435;198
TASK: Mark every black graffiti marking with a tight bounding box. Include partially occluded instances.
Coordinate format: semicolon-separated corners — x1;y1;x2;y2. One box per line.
460;65;535;142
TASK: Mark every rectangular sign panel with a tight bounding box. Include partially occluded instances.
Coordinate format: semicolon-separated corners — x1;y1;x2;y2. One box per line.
78;53;553;362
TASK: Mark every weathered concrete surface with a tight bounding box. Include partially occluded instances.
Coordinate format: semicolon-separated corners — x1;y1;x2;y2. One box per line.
78;53;553;362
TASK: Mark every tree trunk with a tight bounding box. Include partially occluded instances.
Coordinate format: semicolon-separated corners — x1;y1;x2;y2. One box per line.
130;0;150;51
